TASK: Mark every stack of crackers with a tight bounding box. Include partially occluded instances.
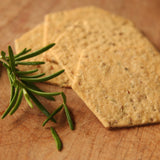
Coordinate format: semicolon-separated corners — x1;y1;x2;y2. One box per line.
15;6;160;128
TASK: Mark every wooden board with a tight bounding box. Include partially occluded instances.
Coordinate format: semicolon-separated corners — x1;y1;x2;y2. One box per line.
0;0;160;159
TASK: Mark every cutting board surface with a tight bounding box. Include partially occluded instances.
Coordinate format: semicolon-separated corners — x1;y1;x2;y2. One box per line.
1;0;160;160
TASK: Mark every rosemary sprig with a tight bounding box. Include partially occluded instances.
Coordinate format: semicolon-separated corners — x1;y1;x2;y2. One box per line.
0;44;74;151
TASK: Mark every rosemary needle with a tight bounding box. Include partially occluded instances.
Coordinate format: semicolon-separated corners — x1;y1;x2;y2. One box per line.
20;73;45;78
1;86;19;119
23;89;33;108
23;81;55;101
14;48;31;58
16;69;38;75
7;69;15;100
25;86;62;97
10;89;23;115
61;92;74;130
63;103;74;130
15;43;55;61
51;127;62;151
8;46;15;73
15;61;45;65
19;69;64;82
1;51;8;62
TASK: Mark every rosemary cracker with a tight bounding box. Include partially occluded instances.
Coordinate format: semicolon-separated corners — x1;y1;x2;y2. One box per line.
15;24;71;87
45;7;160;127
71;18;160;127
44;6;109;82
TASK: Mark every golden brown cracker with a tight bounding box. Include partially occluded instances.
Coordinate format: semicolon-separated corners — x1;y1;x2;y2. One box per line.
44;6;110;82
15;23;71;87
72;17;160;127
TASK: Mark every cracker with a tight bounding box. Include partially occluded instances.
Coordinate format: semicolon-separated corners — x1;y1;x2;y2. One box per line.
70;17;160;127
15;23;71;87
44;6;110;82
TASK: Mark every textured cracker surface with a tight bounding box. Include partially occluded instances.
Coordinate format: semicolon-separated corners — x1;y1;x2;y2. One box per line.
44;6;109;82
71;18;160;128
15;24;71;87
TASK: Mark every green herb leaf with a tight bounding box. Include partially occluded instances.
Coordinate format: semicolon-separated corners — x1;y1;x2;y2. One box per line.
15;43;55;61
1;51;6;57
61;92;74;130
26;87;62;96
20;69;64;82
16;69;38;75
10;85;15;100
15;61;45;65
15;48;31;58
51;127;62;151
10;89;23;115
0;51;9;66
23;82;55;101
63;103;74;130
23;88;33;108
20;73;45;78
1;51;7;62
7;69;15;101
61;92;66;104
2;63;10;69
1;86;19;119
8;46;15;73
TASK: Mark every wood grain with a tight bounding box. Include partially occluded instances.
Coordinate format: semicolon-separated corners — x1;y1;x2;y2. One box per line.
0;0;160;160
